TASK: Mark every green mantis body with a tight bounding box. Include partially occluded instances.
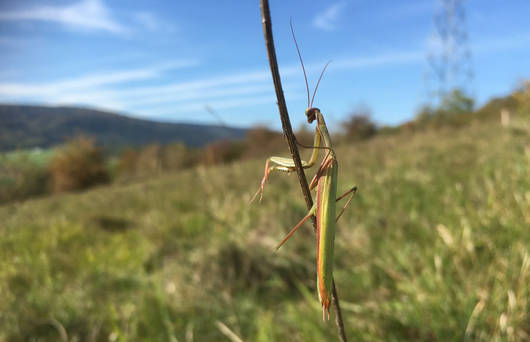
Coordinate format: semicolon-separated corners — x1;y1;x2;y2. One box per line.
251;107;356;320
251;22;356;320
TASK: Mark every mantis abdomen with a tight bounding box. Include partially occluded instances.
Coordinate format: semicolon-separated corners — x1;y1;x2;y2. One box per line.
316;158;338;317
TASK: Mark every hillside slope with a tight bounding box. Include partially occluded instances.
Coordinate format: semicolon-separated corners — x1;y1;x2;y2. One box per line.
0;104;247;151
0;113;528;341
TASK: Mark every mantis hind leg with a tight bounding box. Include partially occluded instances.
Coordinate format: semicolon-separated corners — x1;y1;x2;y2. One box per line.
335;186;357;222
275;203;316;250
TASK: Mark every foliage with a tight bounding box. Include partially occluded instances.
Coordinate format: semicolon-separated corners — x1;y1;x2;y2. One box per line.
0;150;51;204
415;88;475;128
474;95;518;120
439;88;474;114
341;105;378;142
243;126;284;158
117;143;202;180
415;104;437;125
202;140;245;166
163;142;200;170
1;110;528;341
513;80;530;114
49;136;110;193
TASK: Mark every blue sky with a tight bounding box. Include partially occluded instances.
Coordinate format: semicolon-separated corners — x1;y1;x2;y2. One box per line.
0;0;529;130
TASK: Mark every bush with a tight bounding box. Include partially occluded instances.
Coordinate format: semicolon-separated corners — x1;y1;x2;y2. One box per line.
0;154;50;204
342;105;378;142
513;80;530;114
50;137;110;193
415;89;476;129
202;140;244;166
117;148;140;177
162;142;196;170
295;124;316;147
243;126;284;158
116;143;203;181
415;104;436;125
439;89;474;114
135;144;164;175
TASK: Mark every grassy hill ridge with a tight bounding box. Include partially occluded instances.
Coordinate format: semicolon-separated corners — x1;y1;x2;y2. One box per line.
0;104;247;151
1;105;528;340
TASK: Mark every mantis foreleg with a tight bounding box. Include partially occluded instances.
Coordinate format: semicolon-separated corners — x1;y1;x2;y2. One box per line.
250;124;322;203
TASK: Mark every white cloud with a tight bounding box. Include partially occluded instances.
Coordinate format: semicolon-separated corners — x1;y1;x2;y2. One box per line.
0;63;298;118
424;30;530;58
123;83;274;108
6;34;526;121
0;0;127;35
132;12;158;31
313;1;348;31
148;95;279;116
131;11;175;33
0;49;425;117
0;60;198;98
333;51;424;69
62;70;278;112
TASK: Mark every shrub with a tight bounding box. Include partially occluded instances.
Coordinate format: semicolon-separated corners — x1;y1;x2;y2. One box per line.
415;104;436;125
135;144;164;175
295;124;315;146
513;80;530;114
50;136;109;193
243;126;284;158
342;105;378;142
439;89;474;114
202;140;244;166
162;142;201;170
116;143;203;181
117;148;140;177
415;89;476;129
0;154;50;204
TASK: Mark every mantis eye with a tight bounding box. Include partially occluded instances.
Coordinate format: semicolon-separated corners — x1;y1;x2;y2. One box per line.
305;107;319;123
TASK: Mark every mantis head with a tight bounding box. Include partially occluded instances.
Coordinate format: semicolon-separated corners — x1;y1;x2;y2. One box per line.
305;107;320;124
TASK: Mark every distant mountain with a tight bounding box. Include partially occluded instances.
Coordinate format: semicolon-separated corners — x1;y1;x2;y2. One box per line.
0;104;247;151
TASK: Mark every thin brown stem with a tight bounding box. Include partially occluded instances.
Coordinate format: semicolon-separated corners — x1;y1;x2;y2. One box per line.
259;1;348;341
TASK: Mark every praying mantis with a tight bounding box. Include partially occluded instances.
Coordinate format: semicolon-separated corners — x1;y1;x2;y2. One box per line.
251;23;357;321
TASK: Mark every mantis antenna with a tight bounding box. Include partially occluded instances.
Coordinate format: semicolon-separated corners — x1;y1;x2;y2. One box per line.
290;18;310;109
311;61;332;108
289;19;332;109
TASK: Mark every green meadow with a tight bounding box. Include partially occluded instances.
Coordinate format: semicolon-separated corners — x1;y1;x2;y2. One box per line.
1;109;529;341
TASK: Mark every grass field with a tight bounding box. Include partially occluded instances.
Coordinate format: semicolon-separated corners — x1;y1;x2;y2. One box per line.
1;113;529;341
